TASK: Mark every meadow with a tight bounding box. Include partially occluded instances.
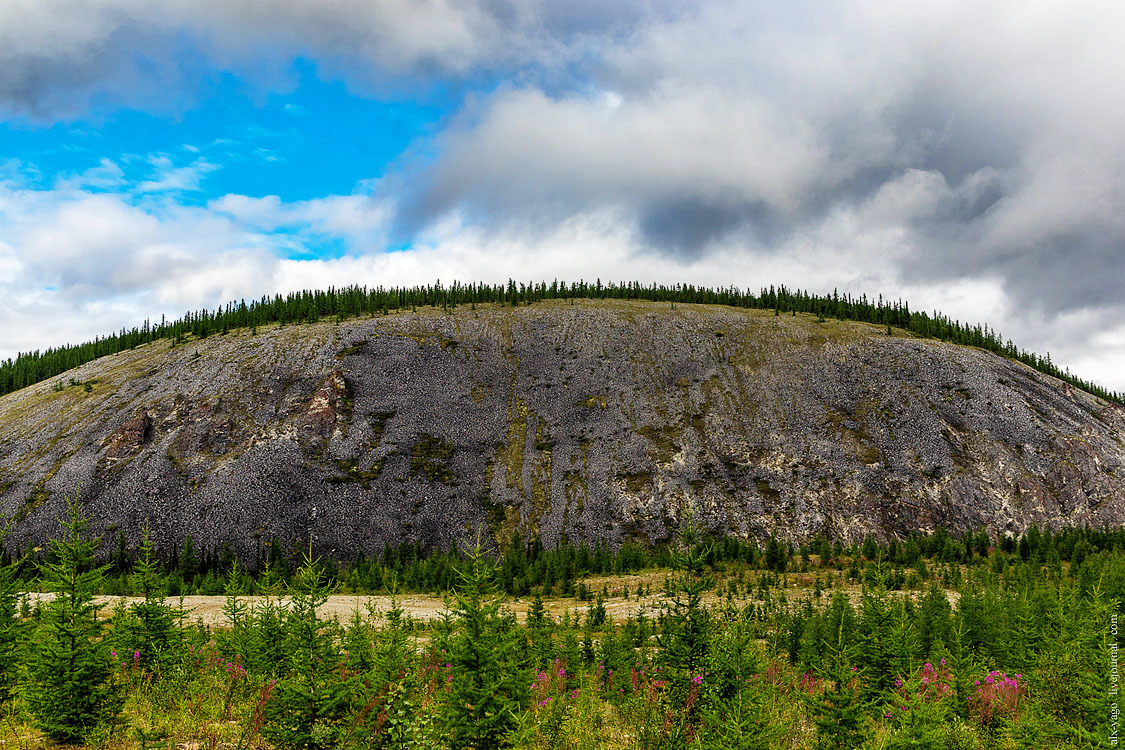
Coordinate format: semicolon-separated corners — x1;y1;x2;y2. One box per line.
0;499;1119;749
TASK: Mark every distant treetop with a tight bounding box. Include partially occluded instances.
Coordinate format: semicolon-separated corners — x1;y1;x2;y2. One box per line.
0;279;1119;404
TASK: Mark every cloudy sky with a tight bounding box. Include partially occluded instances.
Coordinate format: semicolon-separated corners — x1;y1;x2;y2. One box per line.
2;0;1123;393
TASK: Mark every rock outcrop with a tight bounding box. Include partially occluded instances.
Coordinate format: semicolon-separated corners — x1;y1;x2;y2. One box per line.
0;299;1122;559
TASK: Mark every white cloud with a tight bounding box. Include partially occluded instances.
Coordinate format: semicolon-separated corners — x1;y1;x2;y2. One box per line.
0;169;395;362
135;156;219;193
1;0;1125;397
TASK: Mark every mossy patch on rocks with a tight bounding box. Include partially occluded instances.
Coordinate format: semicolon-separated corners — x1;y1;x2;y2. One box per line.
410;434;456;485
325;457;385;489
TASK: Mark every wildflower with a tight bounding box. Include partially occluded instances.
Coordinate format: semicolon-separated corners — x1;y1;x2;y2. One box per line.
968;670;1024;726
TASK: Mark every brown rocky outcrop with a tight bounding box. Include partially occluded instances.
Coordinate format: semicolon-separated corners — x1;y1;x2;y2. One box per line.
299;368;350;443
104;412;152;460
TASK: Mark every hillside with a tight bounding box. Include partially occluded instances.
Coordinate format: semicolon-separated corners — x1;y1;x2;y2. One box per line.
1;298;1123;559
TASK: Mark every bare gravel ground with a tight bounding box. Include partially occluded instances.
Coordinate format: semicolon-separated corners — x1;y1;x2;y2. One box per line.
22;571;676;627
22;569;957;628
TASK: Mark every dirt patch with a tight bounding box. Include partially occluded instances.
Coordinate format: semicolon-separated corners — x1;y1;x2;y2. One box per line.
23;568;958;628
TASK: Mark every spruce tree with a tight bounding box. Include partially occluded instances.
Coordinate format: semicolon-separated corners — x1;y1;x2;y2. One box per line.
262;548;351;750
444;540;528;749
657;508;713;728
810;620;865;750
118;526;179;673
24;495;121;744
526;592;553;668
217;558;253;664
0;532;22;712
249;558;289;675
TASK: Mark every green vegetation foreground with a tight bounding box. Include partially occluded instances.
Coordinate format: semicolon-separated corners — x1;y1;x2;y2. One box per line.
0;500;1120;748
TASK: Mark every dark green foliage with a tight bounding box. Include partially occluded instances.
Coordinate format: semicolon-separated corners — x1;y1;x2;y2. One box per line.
216;559;253;665
245;560;290;675
657;511;713;727
12;522;1121;604
24;496;121;744
262;548;353;750
112;527;181;672
0;536;21;709
809;622;865;750
526;593;554;668
883;669;952;750
3;279;1119;404
765;537;787;573
444;541;528;749
917;584;953;656
856;586;898;698
696;600;773;749
586;592;607;629
0;515;1123;744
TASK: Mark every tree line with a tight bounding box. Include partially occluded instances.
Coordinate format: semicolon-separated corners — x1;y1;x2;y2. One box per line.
5;520;1124;604
2;279;1120;404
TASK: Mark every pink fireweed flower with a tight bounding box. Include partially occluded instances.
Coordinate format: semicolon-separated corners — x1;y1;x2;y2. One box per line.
896;661;953;704
799;672;823;695
968;670;1024;726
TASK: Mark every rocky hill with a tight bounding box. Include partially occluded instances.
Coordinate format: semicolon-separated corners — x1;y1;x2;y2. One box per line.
1;299;1123;559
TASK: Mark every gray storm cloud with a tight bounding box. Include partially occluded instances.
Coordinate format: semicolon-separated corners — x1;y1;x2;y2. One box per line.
391;1;1125;322
1;0;1124;389
0;0;678;114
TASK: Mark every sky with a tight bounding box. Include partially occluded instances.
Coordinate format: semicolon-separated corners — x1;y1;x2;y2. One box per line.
1;1;1124;393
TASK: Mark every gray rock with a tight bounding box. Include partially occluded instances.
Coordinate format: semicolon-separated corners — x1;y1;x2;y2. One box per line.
0;299;1122;560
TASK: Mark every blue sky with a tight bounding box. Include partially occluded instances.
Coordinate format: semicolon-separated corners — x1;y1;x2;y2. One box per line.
1;1;1124;392
2;59;444;205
